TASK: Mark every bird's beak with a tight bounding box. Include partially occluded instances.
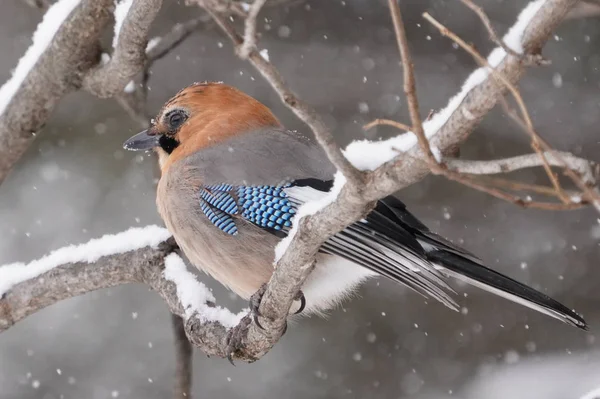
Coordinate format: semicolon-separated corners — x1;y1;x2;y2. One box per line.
123;129;160;151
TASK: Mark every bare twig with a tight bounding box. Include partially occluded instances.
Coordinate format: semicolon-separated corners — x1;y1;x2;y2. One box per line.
385;2;588;210
238;0;267;58
83;0;163;98
566;0;600;19
445;151;597;184
387;0;440;170
171;314;193;399
363;118;411;132
147;15;212;62
459;0;548;65
479;176;570;198
500;97;600;212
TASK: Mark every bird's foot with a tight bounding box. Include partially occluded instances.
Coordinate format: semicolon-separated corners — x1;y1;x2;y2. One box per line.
250;284;306;330
225;314;252;366
225;286;306;365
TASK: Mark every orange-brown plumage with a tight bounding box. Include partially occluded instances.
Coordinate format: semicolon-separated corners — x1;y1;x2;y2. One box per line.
156;83;282;172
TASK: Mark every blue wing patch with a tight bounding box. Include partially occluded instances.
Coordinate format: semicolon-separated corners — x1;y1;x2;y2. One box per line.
199;183;296;235
236;185;295;231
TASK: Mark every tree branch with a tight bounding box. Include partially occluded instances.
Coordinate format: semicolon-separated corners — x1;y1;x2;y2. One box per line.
445;152;597;184
83;0;163;98
0;237;176;332
237;0;267;58
0;0;114;186
171;314;193;399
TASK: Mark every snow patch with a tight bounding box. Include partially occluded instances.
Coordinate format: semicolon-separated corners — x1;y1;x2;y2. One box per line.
163;253;245;327
113;0;133;48
146;36;161;53
124;80;136;93
259;49;270;62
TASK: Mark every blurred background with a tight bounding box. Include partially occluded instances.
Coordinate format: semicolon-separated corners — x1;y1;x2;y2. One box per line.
1;0;599;398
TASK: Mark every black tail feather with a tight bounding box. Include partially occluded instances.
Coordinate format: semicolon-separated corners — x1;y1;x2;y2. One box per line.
427;249;587;330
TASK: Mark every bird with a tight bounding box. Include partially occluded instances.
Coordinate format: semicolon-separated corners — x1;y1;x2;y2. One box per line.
123;81;587;335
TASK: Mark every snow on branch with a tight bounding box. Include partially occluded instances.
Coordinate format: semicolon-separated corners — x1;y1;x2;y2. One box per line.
113;0;134;48
344;0;548;171
0;227;248;358
163;253;245;327
0;225;171;296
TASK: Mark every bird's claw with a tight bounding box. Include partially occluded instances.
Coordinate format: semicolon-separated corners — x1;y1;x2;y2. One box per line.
225;314;252;366
293;290;306;315
249;283;268;330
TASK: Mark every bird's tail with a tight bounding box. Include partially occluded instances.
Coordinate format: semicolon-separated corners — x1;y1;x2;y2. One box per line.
426;249;587;330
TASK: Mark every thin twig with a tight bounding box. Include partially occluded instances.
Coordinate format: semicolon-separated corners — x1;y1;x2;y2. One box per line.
387;2;584;208
445;151;597;184
363;118;411;132
388;0;441;171
238;0;268;58
459;0;548;65
147;15;211;62
501;97;600;212
171;314;193;399
481;175;567;198
454;177;586;210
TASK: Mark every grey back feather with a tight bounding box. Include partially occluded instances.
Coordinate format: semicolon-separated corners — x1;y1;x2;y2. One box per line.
180;127;334;185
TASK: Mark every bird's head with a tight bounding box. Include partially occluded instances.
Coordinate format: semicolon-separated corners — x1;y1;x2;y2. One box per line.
123;82;281;171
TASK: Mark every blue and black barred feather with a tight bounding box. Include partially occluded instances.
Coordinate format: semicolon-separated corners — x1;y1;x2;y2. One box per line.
199;183;297;235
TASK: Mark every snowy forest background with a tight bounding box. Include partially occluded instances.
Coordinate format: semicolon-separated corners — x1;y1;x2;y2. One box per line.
1;0;600;398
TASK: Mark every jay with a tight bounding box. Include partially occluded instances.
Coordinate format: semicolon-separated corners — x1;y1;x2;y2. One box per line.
124;82;586;331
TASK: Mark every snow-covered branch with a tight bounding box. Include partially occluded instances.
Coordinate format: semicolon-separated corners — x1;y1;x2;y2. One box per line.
0;0;165;186
0;227;250;358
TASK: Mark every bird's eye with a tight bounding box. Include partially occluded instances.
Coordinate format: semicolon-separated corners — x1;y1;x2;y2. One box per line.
165;109;187;131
